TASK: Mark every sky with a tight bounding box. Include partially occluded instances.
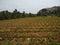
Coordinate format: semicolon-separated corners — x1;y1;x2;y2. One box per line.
0;0;60;13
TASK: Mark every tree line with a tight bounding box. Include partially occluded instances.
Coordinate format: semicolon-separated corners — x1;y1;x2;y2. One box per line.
0;9;36;20
0;8;60;20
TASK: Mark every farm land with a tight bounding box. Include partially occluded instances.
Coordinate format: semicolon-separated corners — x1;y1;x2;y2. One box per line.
0;16;60;45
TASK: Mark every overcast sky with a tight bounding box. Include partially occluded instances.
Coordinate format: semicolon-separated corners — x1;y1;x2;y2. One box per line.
0;0;60;13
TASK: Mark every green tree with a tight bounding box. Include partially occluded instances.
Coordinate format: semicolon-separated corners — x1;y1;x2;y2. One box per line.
22;11;26;17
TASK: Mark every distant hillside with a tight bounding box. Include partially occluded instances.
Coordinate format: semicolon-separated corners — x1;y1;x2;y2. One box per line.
0;6;60;20
37;6;60;16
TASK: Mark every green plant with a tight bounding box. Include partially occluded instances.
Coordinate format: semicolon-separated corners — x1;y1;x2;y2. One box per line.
48;36;54;40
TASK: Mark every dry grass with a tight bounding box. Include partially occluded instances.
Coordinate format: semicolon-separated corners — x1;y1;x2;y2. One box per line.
0;16;60;45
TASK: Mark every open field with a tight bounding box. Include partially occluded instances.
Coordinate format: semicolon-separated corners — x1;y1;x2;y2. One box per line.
0;16;60;45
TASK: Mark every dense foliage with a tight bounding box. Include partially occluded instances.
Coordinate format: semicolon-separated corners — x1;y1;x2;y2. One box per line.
0;7;60;20
0;9;35;20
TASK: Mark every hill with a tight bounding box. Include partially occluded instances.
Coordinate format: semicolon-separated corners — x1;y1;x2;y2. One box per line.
37;6;60;16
